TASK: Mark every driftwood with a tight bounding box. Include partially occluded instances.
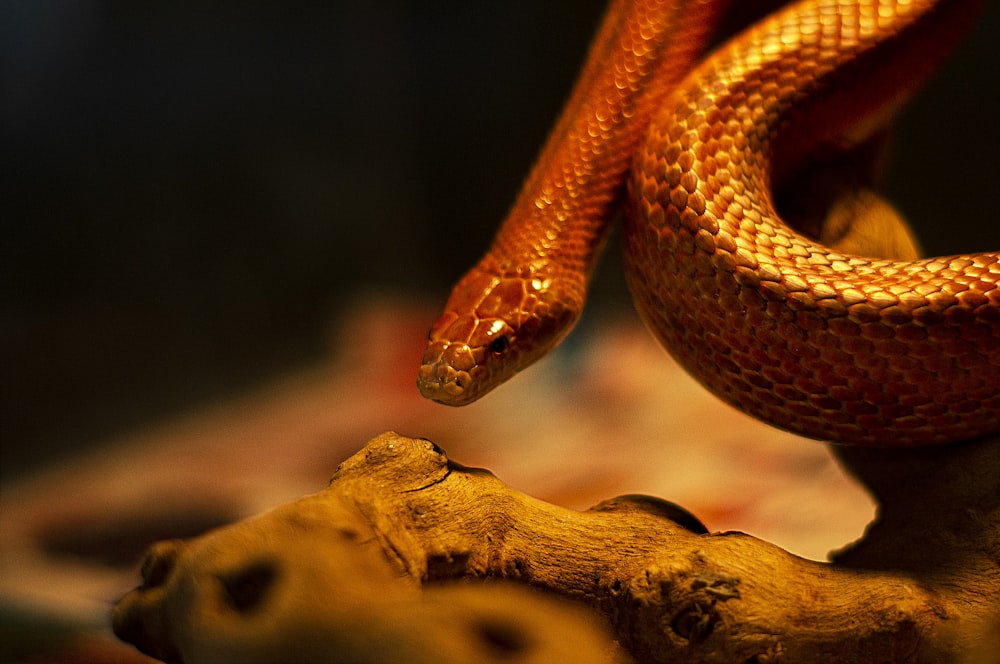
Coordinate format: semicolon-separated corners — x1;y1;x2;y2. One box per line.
114;431;1000;663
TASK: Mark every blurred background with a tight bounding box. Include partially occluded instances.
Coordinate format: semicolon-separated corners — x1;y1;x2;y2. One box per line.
3;1;614;481
3;1;998;481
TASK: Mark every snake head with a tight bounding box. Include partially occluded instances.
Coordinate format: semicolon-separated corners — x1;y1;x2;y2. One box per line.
417;266;579;405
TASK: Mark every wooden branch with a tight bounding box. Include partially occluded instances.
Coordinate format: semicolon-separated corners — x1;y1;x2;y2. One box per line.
114;431;1000;663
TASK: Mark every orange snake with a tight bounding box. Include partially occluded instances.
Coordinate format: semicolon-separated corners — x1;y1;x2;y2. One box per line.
417;0;999;446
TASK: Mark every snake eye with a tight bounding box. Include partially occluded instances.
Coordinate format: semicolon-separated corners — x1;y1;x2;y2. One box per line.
488;335;510;357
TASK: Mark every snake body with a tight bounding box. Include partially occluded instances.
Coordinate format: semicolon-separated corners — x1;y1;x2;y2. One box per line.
418;0;1000;446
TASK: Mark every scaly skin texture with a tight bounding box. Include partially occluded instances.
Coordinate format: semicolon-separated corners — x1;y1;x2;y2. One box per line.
418;0;1000;446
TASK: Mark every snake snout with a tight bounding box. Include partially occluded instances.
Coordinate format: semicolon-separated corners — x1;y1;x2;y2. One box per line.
417;342;477;405
417;362;469;403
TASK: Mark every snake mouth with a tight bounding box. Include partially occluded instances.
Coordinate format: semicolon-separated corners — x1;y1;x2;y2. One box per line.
418;335;493;405
417;359;474;405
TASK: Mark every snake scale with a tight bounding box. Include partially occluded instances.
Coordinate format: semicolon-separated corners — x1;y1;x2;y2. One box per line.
417;0;999;447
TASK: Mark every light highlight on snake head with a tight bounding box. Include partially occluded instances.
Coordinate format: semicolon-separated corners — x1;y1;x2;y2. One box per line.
417;268;578;405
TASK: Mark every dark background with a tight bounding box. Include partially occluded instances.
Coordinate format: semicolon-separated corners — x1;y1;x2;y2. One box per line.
3;1;998;481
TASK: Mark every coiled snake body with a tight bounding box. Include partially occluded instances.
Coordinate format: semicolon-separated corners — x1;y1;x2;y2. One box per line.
418;0;999;446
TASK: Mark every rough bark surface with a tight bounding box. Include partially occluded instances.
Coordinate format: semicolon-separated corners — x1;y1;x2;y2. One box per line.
114;431;1000;663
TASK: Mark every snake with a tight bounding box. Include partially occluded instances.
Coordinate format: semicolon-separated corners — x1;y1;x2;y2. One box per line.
417;0;999;447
